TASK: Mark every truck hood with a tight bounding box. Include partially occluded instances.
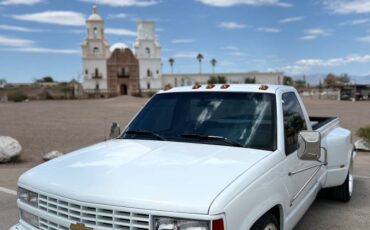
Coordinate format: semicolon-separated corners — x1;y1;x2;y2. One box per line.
19;140;271;214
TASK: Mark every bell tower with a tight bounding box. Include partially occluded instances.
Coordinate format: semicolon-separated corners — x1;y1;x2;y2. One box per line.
82;5;110;94
134;21;162;91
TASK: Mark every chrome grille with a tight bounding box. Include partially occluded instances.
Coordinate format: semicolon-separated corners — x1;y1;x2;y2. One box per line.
38;194;150;230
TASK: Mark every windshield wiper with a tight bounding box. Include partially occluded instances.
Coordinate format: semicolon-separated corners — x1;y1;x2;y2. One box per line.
124;129;167;141
180;133;245;147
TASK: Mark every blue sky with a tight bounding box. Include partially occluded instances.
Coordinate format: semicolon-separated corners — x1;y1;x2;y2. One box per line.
1;0;370;83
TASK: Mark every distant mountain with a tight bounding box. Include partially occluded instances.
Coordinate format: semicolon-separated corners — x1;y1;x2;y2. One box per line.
292;74;370;86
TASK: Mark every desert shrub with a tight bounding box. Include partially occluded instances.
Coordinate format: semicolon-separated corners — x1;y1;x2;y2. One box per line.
8;92;28;102
357;126;370;142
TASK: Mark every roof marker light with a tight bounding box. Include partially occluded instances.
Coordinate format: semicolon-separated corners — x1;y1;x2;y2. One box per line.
206;84;215;89
192;82;202;89
163;84;172;91
220;84;230;89
259;85;269;90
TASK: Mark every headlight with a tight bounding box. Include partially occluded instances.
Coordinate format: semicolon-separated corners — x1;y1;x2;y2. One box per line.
20;209;39;228
18;187;38;207
154;217;209;230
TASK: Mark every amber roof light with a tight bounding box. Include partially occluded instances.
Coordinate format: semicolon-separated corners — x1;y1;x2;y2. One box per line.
259;85;269;90
192;82;202;89
206;84;215;89
220;84;230;89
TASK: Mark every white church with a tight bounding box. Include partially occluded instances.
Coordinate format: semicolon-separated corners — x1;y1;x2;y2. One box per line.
81;6;283;97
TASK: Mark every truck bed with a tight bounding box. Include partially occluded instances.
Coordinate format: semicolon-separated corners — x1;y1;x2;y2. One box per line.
310;116;337;130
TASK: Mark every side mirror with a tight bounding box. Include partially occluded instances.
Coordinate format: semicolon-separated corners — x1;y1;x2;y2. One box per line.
109;122;121;139
297;131;321;161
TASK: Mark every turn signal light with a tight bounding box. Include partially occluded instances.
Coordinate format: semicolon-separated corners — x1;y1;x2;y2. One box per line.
212;219;225;230
259;85;269;90
206;84;215;89
192;82;202;89
220;84;230;89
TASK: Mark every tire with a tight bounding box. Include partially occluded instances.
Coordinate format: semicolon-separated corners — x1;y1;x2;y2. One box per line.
251;212;279;230
329;162;354;202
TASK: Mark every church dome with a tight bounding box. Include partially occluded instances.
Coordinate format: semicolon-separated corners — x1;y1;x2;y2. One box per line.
110;43;128;52
87;5;103;21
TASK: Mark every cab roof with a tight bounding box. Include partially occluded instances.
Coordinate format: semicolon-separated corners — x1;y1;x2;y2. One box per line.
158;84;294;94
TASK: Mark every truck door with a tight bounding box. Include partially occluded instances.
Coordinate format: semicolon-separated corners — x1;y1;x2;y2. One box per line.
281;92;319;210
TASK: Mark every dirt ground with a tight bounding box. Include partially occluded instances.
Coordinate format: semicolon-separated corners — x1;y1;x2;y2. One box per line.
0;96;368;166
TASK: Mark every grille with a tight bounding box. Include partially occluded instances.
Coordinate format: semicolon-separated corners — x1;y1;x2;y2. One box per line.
38;194;150;230
39;218;68;230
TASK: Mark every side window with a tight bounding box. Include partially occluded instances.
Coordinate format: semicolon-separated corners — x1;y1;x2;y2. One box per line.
282;92;307;155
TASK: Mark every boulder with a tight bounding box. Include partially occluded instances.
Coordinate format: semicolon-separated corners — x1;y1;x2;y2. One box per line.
43;150;63;161
355;139;370;152
0;136;22;163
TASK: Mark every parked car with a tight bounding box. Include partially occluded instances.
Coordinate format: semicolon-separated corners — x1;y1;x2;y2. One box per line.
11;84;355;230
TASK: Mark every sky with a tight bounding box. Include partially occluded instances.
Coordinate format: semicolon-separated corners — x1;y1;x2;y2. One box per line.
1;0;370;83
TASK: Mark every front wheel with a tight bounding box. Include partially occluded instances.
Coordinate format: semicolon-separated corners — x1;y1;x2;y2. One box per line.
251;213;279;230
329;162;354;202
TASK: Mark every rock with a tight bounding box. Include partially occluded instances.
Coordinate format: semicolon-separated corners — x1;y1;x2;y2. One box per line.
43;150;63;161
355;139;370;151
0;136;22;163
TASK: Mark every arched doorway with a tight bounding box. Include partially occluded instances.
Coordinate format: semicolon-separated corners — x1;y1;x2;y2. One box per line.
120;84;128;95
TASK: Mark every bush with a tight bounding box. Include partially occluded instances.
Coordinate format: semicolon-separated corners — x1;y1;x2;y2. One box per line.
131;92;143;97
357;126;370;142
146;91;156;97
8;92;28;102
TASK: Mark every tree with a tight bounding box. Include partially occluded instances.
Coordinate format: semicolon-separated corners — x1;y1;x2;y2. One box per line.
283;76;293;85
324;73;337;87
196;53;204;74
244;77;256;83
36;76;55;83
208;75;226;84
168;58;175;74
210;58;217;74
338;73;350;85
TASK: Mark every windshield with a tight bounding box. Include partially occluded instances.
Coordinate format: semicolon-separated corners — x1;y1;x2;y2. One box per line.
122;92;277;151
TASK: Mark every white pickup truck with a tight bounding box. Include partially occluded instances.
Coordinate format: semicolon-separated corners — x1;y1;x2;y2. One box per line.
11;84;355;230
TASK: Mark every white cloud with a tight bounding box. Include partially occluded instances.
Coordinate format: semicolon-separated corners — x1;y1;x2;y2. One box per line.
173;52;199;58
283;54;370;74
12;11;86;26
356;35;370;43
108;13;129;19
81;0;158;7
0;24;43;32
228;51;246;56
339;18;370;26
323;0;370;14
218;21;247;29
105;28;137;36
196;0;292;7
222;45;240;50
279;16;305;24
257;27;281;33
0;35;35;47
0;35;80;54
0;0;43;5
7;47;80;54
171;39;195;44
300;28;332;40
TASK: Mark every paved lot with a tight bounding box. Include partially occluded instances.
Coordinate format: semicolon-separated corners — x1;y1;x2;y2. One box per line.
0;96;369;229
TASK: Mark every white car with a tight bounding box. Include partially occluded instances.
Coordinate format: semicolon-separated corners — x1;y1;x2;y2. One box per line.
11;84;355;230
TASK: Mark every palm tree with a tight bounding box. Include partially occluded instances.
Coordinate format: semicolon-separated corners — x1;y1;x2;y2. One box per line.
210;58;217;74
196;53;204;74
168;58;175;74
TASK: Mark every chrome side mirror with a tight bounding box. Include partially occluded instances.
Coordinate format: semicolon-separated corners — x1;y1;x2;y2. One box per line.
297;131;321;161
109;122;121;139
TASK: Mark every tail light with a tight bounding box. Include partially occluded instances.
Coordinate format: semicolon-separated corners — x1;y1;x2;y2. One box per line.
212;219;224;230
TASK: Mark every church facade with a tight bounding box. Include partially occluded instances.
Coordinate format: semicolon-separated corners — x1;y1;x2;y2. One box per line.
82;6;162;97
81;6;283;97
